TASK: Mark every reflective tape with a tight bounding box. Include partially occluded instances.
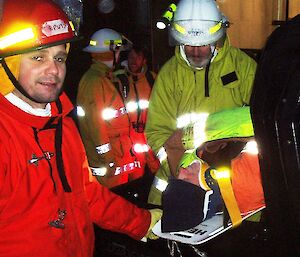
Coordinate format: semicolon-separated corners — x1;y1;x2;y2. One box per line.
76;105;85;117
102;107;127;120
115;161;141;175
153;176;168;192
91;161;141;177
126;100;149;112
176;112;208;129
157;147;167;163
91;167;107;176
242;140;258;155
138;100;149;109
133;143;149;153
96;143;111;155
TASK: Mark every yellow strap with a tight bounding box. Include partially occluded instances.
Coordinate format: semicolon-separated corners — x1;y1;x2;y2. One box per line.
213;169;242;228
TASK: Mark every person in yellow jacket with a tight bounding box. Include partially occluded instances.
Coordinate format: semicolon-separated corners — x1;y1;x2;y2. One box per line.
145;0;257;206
77;30;159;197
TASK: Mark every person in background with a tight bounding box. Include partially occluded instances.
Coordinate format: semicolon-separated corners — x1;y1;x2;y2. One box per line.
145;0;257;206
0;1;161;256
110;44;160;205
77;31;159;204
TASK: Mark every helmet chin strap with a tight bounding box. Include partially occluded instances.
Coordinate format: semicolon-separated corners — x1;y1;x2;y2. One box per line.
1;58;39;103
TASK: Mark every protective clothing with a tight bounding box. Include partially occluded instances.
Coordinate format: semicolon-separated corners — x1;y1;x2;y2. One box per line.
0;92;151;257
77;61;159;188
145;39;257;205
169;0;228;46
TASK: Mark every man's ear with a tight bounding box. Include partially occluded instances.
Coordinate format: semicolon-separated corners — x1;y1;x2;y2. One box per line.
204;141;228;153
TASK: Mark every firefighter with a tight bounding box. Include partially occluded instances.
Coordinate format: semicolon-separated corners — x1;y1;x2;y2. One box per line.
77;29;159;195
0;1;161;256
145;0;257;206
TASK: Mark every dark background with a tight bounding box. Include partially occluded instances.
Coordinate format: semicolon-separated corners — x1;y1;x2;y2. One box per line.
64;0;177;105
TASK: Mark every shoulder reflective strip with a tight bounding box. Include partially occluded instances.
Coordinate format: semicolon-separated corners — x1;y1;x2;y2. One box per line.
133;143;149;153
209;21;222;35
173;23;186;35
91;167;107;176
214;169;242;227
153;176;168;192
114;161;141;175
157;147;167;163
95;143;111;154
76;106;85;117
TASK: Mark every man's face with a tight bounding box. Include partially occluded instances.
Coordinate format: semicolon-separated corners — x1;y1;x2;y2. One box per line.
128;49;146;73
17;45;67;108
184;45;213;68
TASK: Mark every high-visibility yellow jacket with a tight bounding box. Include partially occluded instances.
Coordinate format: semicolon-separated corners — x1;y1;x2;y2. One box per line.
145;37;257;205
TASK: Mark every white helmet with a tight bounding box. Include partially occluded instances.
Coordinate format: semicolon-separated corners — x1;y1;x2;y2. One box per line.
170;0;228;46
83;28;127;53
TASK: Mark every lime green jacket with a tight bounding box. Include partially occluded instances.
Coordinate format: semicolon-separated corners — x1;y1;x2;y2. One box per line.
145;37;257;205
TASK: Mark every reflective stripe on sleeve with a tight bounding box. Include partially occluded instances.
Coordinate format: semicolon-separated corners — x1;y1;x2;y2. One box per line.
96;143;111;154
91;167;107;176
157;147;167;163
153;176;168;192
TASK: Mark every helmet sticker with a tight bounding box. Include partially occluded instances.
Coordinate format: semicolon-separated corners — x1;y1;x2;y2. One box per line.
42;19;69;37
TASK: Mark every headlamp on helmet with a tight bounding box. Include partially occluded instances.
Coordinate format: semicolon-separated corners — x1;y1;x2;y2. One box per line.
156;3;177;30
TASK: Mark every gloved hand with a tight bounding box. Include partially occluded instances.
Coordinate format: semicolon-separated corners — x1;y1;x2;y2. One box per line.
144;208;162;240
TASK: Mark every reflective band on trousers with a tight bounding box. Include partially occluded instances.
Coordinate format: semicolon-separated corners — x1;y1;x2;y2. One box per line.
96;143;111;154
153;176;168;192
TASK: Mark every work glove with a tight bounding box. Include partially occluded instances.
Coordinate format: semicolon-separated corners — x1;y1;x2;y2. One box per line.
144;208;163;240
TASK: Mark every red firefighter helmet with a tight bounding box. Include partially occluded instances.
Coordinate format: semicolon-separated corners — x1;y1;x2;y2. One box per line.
0;0;78;58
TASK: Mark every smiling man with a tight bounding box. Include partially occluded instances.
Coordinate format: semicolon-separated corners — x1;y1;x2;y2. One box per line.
0;1;161;257
15;47;67;108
